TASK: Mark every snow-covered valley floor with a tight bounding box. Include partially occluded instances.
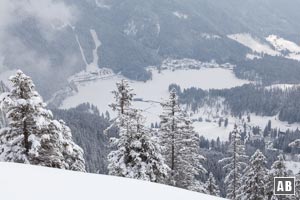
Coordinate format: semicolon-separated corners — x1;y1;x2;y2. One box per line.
60;65;300;141
61;66;249;124
0;162;225;200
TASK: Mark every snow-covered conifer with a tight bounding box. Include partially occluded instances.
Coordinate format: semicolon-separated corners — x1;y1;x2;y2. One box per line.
0;70;52;163
289;140;300;199
289;139;300;149
205;172;220;196
0;70;85;171
110;79;134;116
107;81;168;182
239;149;268;200
266;154;289;200
159;89;207;190
59;120;86;172
218;125;248;200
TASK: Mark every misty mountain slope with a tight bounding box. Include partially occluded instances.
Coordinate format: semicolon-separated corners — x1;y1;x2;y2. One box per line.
1;0;300;99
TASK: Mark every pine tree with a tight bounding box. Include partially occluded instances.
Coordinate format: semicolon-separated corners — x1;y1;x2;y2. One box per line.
0;70;52;163
289;139;300;200
239;149;268;200
59;120;86;171
107;80;168;182
219;125;248;200
0;70;85;171
110;79;134;116
205;172;220;196
266;154;289;200
159;89;207;190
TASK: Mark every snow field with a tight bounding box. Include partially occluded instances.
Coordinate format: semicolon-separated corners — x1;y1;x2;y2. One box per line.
228;33;300;61
0;162;225;200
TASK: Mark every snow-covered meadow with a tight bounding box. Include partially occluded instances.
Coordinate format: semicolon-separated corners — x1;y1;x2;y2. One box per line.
0;162;225;200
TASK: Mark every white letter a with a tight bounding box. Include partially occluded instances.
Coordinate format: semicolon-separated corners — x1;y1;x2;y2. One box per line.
277;181;284;191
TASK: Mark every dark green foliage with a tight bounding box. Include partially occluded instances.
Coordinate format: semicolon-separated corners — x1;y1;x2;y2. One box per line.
173;83;300;123
234;56;300;85
52;104;111;174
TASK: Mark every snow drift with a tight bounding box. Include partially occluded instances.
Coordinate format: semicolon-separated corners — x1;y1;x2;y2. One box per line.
0;163;225;200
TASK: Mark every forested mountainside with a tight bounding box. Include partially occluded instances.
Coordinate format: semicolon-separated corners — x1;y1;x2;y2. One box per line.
1;1;300;199
171;84;300;123
2;0;300;99
52;103;111;173
1;71;300;199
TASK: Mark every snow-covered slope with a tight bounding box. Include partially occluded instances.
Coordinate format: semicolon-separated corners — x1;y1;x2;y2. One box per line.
228;33;279;57
266;35;300;61
228;33;300;61
266;35;300;53
0;163;225;200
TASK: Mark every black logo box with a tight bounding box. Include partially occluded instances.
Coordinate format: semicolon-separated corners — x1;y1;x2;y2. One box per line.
274;177;295;195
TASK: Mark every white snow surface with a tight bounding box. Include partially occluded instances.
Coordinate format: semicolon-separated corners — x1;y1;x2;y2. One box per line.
88;29;101;72
285;161;300;175
200;33;221;40
229;33;300;61
266;35;300;61
266;35;300;53
61;66;249;124
228;33;280;56
246;53;262;60
0;162;225;200
173;11;188;19
193;121;231;141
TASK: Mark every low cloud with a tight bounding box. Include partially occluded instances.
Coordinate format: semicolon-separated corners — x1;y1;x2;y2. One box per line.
0;0;78;73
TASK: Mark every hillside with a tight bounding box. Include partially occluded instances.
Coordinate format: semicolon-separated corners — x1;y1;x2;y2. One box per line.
0;163;225;200
2;0;300;98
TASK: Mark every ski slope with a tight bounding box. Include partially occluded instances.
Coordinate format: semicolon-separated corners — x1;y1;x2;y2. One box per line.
228;33;300;61
228;33;279;56
0;162;225;200
266;35;300;54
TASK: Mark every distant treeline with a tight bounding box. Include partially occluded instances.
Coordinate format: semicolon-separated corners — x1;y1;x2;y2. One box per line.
170;83;300;123
234;56;300;85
